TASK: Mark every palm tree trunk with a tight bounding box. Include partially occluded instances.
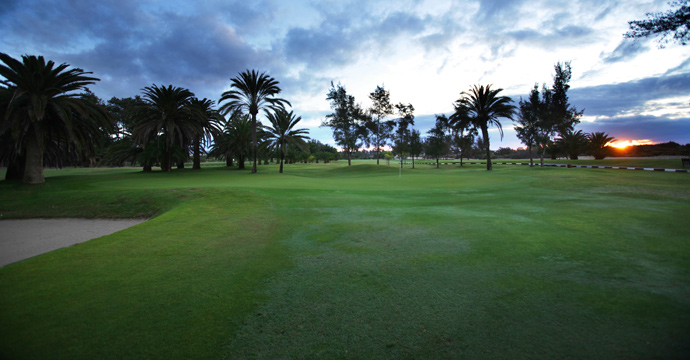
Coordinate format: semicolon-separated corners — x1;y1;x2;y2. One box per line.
193;135;201;170
280;143;285;173
162;146;171;172
436;157;439;168
481;126;492;170
251;113;258;173
23;127;45;184
348;149;351;166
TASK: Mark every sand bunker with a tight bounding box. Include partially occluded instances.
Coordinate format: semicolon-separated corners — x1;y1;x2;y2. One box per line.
0;218;146;267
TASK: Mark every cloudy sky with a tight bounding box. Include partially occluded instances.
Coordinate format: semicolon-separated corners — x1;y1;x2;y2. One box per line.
2;0;688;149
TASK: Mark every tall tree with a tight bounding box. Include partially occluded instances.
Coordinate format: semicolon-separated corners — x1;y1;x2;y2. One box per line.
264;108;309;173
133;84;196;172
0;53;110;183
550;62;583;136
425;117;450;168
366;85;394;165
625;0;689;46
523;63;583;167
408;129;423;169
322;82;366;166
450;84;516;170
514;85;542;167
219;70;290;173
392;103;415;169
188;98;223;170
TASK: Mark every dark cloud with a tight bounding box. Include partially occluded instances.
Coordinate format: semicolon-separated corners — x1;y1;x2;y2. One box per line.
207;1;274;35
0;0;20;16
578;115;690;144
0;0;277;101
281;9;429;70
570;71;690;116
600;40;648;63
419;11;464;52
375;11;426;36
475;0;529;24
505;25;595;47
566;71;690;143
283;25;360;69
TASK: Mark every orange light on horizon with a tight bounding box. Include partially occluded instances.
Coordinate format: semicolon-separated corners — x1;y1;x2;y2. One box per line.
606;139;655;149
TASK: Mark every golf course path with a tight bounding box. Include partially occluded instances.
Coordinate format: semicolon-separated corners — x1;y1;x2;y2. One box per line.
0;218;146;267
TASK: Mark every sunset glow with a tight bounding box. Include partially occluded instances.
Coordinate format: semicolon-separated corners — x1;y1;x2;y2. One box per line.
606;139;655;149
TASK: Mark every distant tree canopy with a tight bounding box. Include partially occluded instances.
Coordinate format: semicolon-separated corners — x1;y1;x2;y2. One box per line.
392;102;415;169
514;62;583;167
625;0;690;46
365;85;394;165
322;82;367;166
425;115;451;168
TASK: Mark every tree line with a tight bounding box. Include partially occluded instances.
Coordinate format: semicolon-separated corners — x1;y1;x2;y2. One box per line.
0;54;339;184
1;52;618;185
323;62;617;170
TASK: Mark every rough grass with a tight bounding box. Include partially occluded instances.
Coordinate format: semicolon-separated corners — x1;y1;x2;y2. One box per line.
1;161;689;359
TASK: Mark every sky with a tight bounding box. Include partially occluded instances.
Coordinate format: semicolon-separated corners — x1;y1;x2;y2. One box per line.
2;0;689;149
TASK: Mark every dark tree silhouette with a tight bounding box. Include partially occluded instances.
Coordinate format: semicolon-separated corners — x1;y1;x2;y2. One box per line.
322;83;366;166
264;108;309;173
408;129;423;169
0;53;110;183
133;84;196;172
425;118;449;169
556;129;588;160
450;85;516;170
515;85;543;167
588;132;616;160
625;0;689;46
188;98;223;170
366;85;394;165
392;103;415;169
219;70;290;173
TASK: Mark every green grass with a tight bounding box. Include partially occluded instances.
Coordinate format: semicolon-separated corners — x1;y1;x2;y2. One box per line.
1;162;689;359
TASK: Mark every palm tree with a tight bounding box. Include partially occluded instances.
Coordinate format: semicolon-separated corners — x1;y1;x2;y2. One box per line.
0;53;110;183
587;132;616;160
133;84;196;172
450;84;516;170
264;109;309;173
214;112;253;169
557;129;588;160
218;70;290;173
188;98;223;170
